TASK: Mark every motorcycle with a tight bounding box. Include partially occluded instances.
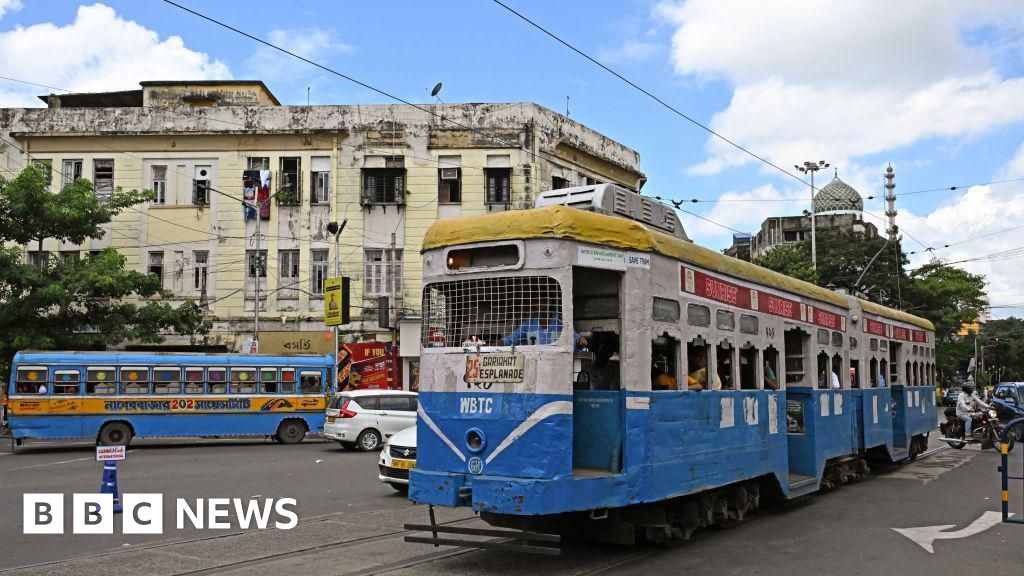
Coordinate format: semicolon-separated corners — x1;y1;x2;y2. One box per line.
939;407;1015;452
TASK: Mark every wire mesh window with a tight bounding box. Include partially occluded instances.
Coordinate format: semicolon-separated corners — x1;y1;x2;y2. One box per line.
422;276;563;347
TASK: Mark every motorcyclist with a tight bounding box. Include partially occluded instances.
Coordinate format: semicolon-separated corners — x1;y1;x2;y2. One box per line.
955;382;991;435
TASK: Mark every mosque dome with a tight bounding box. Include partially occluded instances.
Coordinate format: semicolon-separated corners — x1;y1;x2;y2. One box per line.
814;172;863;214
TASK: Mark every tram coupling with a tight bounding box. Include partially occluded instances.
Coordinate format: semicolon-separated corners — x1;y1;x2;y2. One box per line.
404;506;561;556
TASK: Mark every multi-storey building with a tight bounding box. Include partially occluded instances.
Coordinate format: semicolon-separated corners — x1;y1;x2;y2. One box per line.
0;80;644;384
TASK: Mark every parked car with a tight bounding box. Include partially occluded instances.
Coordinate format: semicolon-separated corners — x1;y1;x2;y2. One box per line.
378;425;416;492
324;390;417;451
993;382;1024;440
942;386;961;407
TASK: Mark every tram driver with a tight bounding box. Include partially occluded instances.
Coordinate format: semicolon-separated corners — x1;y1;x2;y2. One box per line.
502;296;588;350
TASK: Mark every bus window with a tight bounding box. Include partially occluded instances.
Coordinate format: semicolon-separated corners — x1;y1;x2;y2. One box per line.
300;371;323;394
153;368;181;394
651;334;679;391
208;368;227;394
687;339;714;390
763;347;780;390
739;345;758;390
53;370;81;395
184;368;205;394
86;367;116;395
816;352;830;389
717;342;735;390
120;367;149;394
231;368;258;394
279;369;296;394
15;367;48;394
261;368;278;393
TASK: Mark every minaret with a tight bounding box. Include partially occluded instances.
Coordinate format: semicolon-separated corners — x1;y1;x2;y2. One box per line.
884;164;897;239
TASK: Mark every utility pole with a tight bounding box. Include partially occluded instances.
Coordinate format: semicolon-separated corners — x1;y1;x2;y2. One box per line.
795;160;829;271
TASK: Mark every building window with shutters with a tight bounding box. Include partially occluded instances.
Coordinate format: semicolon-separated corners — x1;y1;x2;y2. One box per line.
32;159;53;187
246;250;267;298
193;251;208;293
311;157;330;204
361;156;405;205
62;159;83;186
278;157;301;205
364;248;402;298
94;159;114;201
26;251;50;268
485;168;511;204
152;165;167;204
278;250;300;299
311;250;328;296
148;252;164;286
552;176;570;189
438;167;461;203
193;166;211;206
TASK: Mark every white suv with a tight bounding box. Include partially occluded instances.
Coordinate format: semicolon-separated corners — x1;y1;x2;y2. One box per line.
324;390;417;451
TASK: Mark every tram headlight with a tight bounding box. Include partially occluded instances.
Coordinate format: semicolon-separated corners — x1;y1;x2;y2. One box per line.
465;428;486;453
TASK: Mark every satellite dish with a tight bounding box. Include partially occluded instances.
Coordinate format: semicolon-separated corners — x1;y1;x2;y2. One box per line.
430;82;443;97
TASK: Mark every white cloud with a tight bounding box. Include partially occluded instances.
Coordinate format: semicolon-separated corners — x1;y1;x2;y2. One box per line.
657;0;1024;176
246;28;351;85
0;3;230;107
0;0;22;21
600;39;660;65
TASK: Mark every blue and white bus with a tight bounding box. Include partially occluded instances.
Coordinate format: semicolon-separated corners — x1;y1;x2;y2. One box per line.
6;351;335;447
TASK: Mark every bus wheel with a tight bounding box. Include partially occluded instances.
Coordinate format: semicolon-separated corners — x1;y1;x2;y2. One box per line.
276;420;306;445
98;422;133;446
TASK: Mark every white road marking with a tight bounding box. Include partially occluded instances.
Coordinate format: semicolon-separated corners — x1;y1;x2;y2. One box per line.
9;449;137;471
881;448;975;484
893;511;1008;553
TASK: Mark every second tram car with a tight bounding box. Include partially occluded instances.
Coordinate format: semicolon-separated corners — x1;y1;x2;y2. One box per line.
409;184;936;546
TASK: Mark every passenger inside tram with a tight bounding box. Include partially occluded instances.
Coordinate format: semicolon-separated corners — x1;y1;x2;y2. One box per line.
502;294;587;350
686;341;722;391
651;335;679;391
575;334;619;390
739;345;757;390
717;342;735;390
763;348;779;390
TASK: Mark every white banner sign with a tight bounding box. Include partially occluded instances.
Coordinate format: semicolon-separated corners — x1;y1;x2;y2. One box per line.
96;446;126;461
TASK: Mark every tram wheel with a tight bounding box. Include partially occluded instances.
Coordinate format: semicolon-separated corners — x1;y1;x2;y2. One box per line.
276;420;306;445
98;422;133;446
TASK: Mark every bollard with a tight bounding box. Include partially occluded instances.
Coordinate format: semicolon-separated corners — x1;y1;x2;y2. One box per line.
99;460;123;514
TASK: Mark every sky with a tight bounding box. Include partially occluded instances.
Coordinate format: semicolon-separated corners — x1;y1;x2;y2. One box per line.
1;0;1023;316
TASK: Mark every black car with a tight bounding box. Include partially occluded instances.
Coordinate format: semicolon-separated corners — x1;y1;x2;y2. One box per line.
943;386;961;407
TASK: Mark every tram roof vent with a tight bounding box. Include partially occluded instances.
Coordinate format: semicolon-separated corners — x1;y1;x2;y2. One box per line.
535;183;690;241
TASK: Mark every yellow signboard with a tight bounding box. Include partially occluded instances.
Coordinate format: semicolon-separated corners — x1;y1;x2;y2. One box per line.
257;331;335;354
324;277;349;326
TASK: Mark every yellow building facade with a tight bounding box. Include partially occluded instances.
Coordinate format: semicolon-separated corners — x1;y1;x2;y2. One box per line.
1;81;645;380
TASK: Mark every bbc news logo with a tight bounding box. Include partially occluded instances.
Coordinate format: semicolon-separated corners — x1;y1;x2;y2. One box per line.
24;494;298;534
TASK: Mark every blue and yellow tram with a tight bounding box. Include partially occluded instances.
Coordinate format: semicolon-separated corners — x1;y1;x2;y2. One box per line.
6;351;335;446
409;185;936;544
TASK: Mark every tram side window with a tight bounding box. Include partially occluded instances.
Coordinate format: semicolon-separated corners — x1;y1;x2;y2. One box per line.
739;314;758;335
739;345;758;390
300;371;323;394
817;329;830;346
870;338;878;352
153;368;181;394
651;334;680;391
717;341;735;390
208;368;227;394
184;368;205;394
869;358;878;387
231;368;258;394
120;367;149;394
784;328;807;385
716;310;735;331
831;332;842;348
905;362;911;387
850;359;860;389
261;368;278;393
816;352;830;390
763;347;780;390
652;297;680;323
54;370;81;395
16;368;48;394
279;369;296;394
686;339;716;390
86;368;116;395
687;304;710;327
831;354;843;389
880;359;889;386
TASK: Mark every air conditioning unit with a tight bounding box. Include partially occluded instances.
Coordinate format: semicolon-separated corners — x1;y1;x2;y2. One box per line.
440;168;459;180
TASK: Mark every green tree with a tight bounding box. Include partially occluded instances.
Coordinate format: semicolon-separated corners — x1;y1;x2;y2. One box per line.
752;242;817;283
0;165;210;378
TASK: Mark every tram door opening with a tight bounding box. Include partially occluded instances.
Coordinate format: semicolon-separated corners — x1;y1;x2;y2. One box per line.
784;328;808;386
889;344;901;385
571;267;623;475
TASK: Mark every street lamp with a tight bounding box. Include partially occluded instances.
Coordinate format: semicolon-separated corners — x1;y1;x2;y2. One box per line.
794;160;830;271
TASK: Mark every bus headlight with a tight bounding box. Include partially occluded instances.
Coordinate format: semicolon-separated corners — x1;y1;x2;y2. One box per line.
466;428;486;453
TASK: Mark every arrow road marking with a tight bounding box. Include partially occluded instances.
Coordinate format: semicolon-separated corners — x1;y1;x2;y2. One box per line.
893;511;1008;553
